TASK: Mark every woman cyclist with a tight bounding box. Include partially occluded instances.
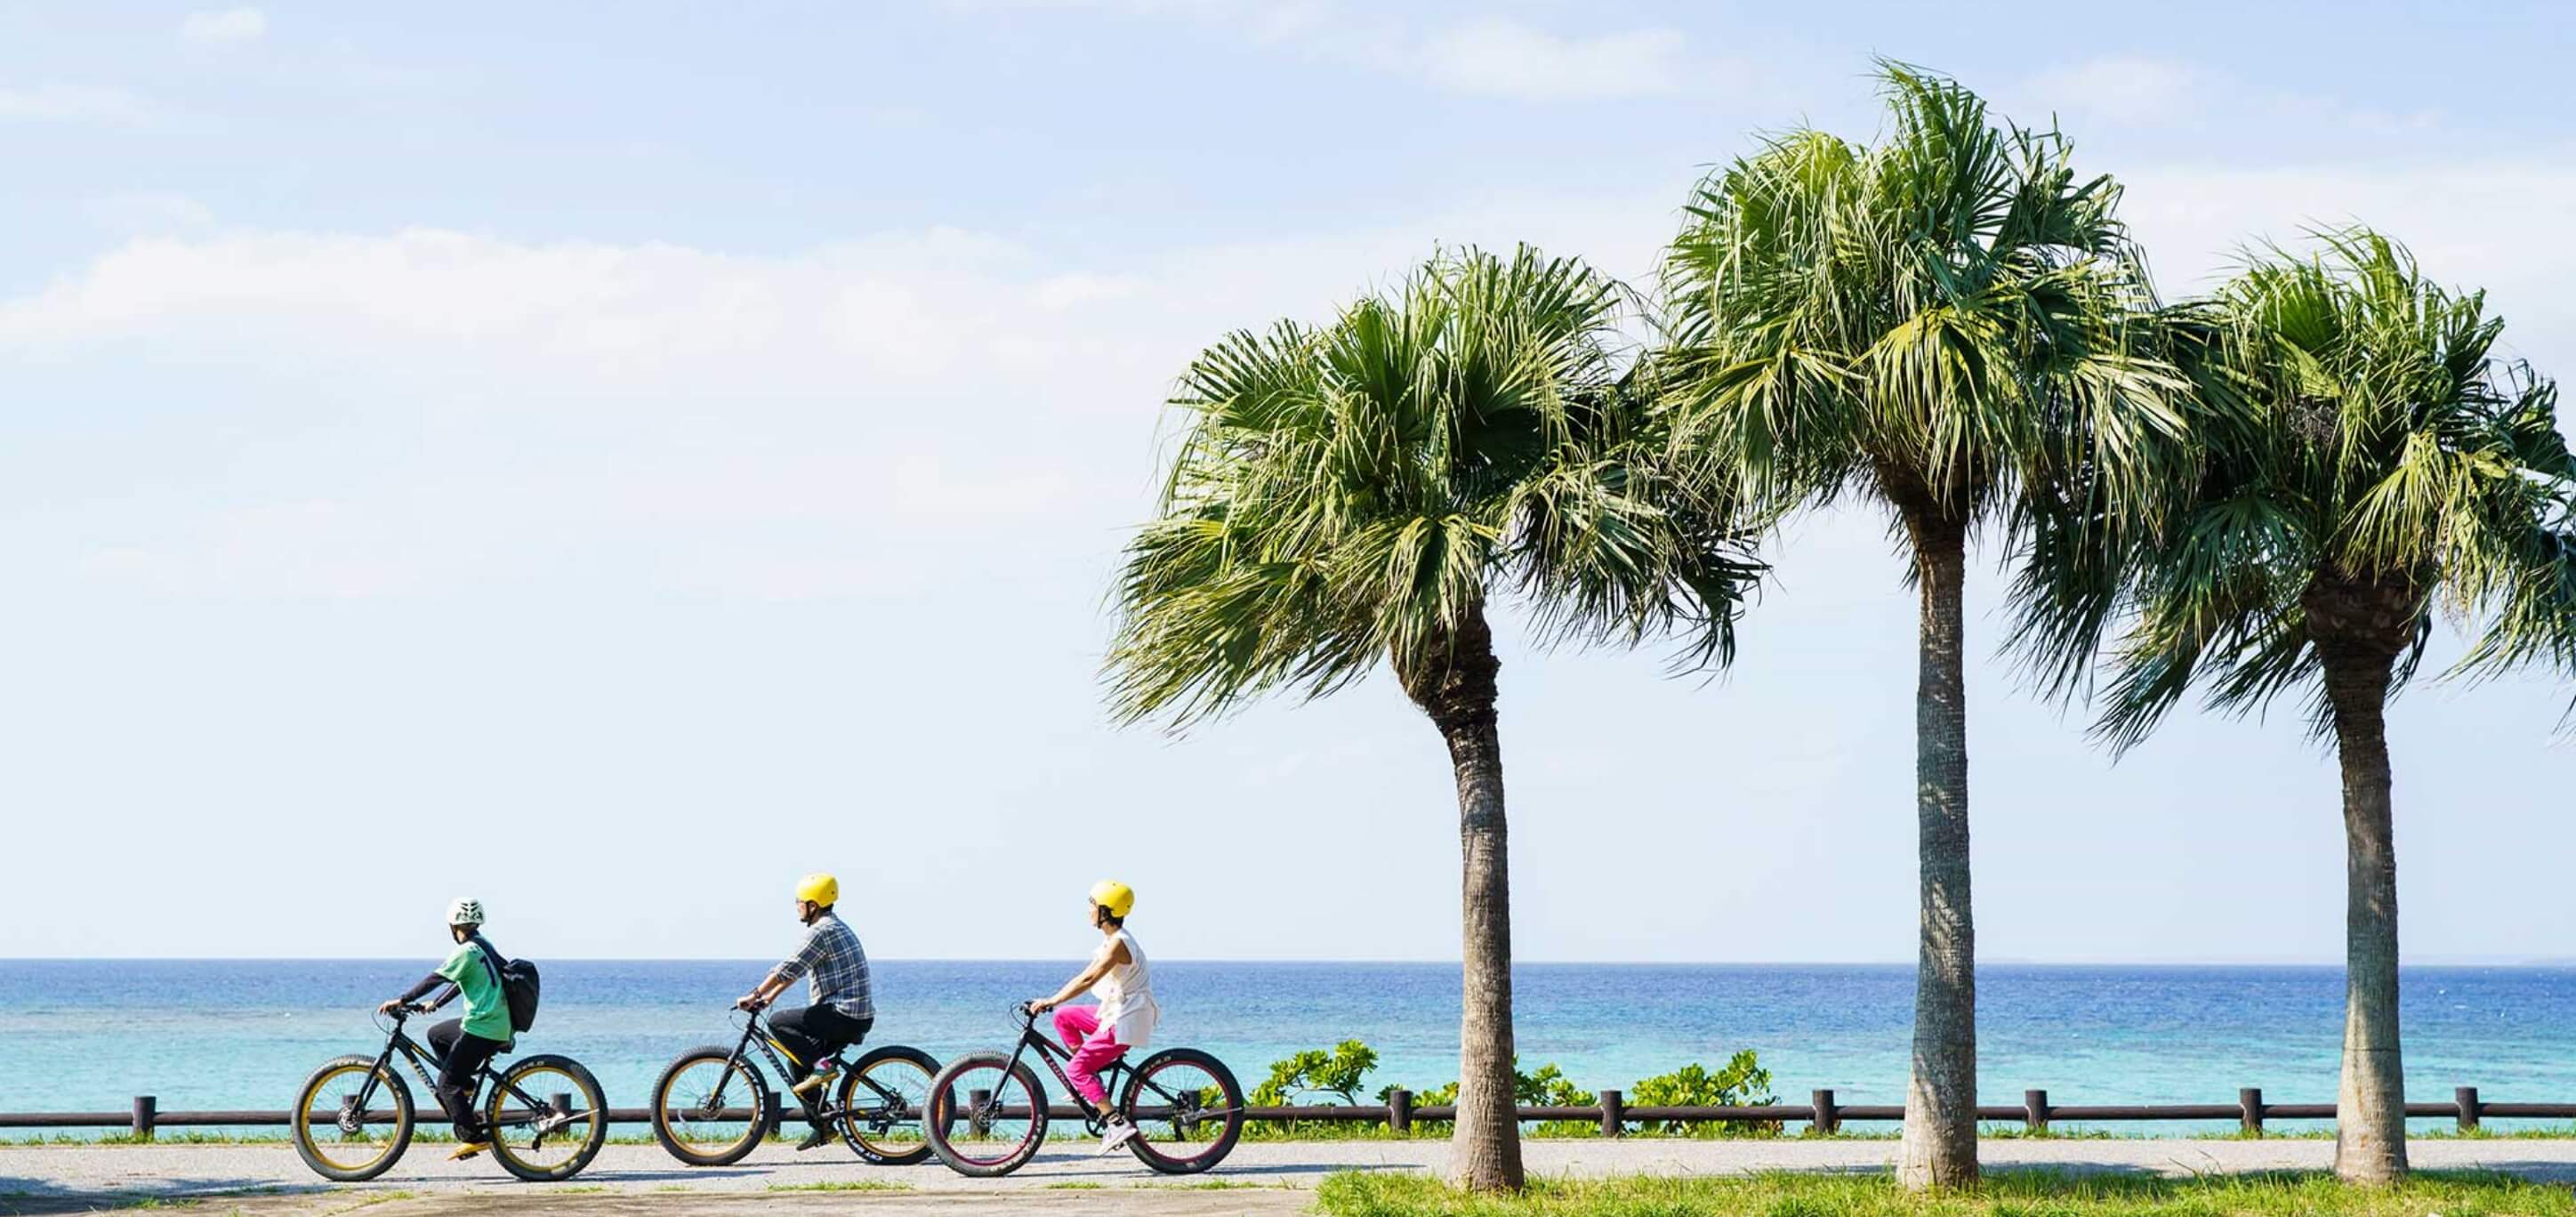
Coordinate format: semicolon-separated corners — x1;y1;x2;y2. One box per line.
375;898;512;1161
1028;880;1157;1154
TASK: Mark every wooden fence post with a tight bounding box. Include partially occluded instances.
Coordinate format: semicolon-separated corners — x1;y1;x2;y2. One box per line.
2239;1087;2263;1136
1387;1088;1411;1134
131;1096;156;1142
1810;1088;1839;1136
2024;1089;2048;1133
763;1092;785;1139
2457;1086;2481;1132
1598;1090;1624;1138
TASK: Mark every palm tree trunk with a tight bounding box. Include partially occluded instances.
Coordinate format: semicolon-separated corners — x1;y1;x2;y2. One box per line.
1898;514;1976;1189
1399;603;1524;1192
2322;645;2406;1183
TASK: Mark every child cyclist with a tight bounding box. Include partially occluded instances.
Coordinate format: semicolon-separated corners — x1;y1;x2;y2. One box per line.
375;898;512;1161
1029;880;1158;1154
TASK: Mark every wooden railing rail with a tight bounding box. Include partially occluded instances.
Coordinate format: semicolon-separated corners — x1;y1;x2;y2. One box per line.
9;1084;2559;1139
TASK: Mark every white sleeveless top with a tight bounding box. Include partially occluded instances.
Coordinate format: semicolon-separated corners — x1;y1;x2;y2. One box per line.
1091;928;1159;1050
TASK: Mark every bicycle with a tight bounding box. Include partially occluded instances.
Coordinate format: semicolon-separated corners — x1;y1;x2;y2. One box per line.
648;1004;942;1166
290;1004;608;1182
922;1003;1244;1177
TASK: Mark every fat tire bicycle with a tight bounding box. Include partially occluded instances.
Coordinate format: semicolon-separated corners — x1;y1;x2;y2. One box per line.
922;1003;1244;1177
648;1004;942;1166
291;1004;608;1183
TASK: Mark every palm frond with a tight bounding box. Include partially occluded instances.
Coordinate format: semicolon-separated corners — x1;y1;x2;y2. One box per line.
1107;246;1767;729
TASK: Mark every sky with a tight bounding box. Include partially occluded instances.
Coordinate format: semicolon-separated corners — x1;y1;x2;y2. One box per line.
1;2;2570;964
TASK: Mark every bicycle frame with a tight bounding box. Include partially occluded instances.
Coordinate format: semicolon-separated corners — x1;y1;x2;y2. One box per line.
719;1010;913;1119
347;1011;567;1144
992;1011;1189;1132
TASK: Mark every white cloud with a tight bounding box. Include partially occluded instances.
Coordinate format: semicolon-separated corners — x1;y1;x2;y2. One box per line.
2025;56;2203;125
1418;19;1692;101
0;84;146;122
0;197;1671;601
85;192;216;234
181;7;268;44
936;2;1715;102
2023;57;2441;138
2121;157;2576;375
12;151;2564;606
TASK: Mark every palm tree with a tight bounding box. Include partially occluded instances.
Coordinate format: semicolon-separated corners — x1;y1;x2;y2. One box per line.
1105;246;1760;1192
2058;230;2575;1182
1659;63;2194;1188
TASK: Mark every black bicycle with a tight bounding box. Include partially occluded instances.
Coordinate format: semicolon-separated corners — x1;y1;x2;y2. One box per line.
922;1003;1243;1177
291;1004;608;1182
648;1004;942;1166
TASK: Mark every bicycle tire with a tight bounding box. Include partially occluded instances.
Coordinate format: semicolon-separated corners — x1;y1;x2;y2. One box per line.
922;1052;1049;1178
1120;1047;1244;1174
837;1044;942;1165
291;1055;414;1182
650;1045;772;1167
484;1053;609;1181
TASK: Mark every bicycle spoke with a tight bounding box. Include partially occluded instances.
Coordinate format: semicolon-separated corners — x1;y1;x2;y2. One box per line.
296;1062;404;1176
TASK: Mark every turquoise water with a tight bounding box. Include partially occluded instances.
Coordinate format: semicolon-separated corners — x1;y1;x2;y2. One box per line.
4;961;2571;1134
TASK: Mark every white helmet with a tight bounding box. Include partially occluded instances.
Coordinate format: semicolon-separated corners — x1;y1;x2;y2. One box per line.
447;898;487;927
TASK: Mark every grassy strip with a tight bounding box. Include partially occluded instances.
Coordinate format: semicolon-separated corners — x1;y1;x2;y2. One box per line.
1316;1170;2576;1216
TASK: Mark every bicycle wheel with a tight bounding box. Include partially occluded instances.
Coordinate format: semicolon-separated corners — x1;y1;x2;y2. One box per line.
484;1053;609;1181
1119;1048;1244;1174
650;1045;771;1166
837;1045;941;1165
292;1055;414;1182
922;1052;1049;1178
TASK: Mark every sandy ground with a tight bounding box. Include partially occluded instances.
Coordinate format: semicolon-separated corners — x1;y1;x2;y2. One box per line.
11;1138;2576;1214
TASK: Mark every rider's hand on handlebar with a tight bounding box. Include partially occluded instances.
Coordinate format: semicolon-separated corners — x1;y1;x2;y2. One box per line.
1026;998;1057;1015
376;999;405;1016
735;993;768;1012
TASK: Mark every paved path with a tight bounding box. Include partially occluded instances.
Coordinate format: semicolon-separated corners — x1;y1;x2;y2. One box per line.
11;1139;2576;1214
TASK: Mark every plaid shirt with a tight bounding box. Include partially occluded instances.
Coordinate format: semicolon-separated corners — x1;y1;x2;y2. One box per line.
774;912;873;1020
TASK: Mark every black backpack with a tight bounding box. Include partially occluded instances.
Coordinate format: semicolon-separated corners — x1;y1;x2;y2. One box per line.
472;938;543;1033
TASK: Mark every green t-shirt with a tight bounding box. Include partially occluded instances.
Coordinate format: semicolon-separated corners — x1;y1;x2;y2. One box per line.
438;940;516;1044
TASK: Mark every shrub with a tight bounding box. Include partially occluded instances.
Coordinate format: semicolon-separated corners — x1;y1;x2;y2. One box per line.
1628;1050;1781;1136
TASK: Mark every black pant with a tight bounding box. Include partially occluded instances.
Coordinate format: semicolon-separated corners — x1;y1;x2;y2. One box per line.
769;1005;872;1120
427;1019;508;1141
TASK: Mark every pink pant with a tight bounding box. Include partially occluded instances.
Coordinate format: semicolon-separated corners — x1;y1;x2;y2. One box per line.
1052;1005;1130;1107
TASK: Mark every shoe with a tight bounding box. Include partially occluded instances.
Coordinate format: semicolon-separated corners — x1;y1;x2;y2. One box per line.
795;1126;836;1152
1096;1119;1140;1155
447;1141;489;1162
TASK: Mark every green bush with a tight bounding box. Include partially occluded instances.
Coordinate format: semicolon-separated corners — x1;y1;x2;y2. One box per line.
1252;1039;1381;1107
1244;1040;1777;1138
1628;1049;1781;1136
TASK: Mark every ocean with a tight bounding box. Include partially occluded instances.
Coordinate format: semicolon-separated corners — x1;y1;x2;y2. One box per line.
4;961;2572;1134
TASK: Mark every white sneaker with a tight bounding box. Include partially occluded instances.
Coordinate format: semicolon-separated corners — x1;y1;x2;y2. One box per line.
1096;1120;1141;1155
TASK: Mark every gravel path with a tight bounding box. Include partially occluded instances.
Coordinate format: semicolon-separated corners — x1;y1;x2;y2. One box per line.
9;1139;2576;1214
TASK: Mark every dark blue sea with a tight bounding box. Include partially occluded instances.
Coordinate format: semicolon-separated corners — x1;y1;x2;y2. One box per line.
4;961;2571;1134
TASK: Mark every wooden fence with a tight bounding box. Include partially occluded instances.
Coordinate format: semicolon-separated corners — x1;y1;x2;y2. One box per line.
5;1086;2563;1140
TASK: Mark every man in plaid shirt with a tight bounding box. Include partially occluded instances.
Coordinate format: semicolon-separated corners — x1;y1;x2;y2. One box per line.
737;873;874;1150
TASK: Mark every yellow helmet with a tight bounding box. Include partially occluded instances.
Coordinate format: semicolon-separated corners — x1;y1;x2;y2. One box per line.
1088;880;1135;919
795;873;840;907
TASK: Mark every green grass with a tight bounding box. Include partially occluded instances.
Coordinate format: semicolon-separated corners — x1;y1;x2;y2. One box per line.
1315;1170;2576;1216
765;1180;916;1192
323;1191;416;1213
1045;1181;1107;1189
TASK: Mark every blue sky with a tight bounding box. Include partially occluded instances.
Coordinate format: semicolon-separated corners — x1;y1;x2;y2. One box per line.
2;2;2569;963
